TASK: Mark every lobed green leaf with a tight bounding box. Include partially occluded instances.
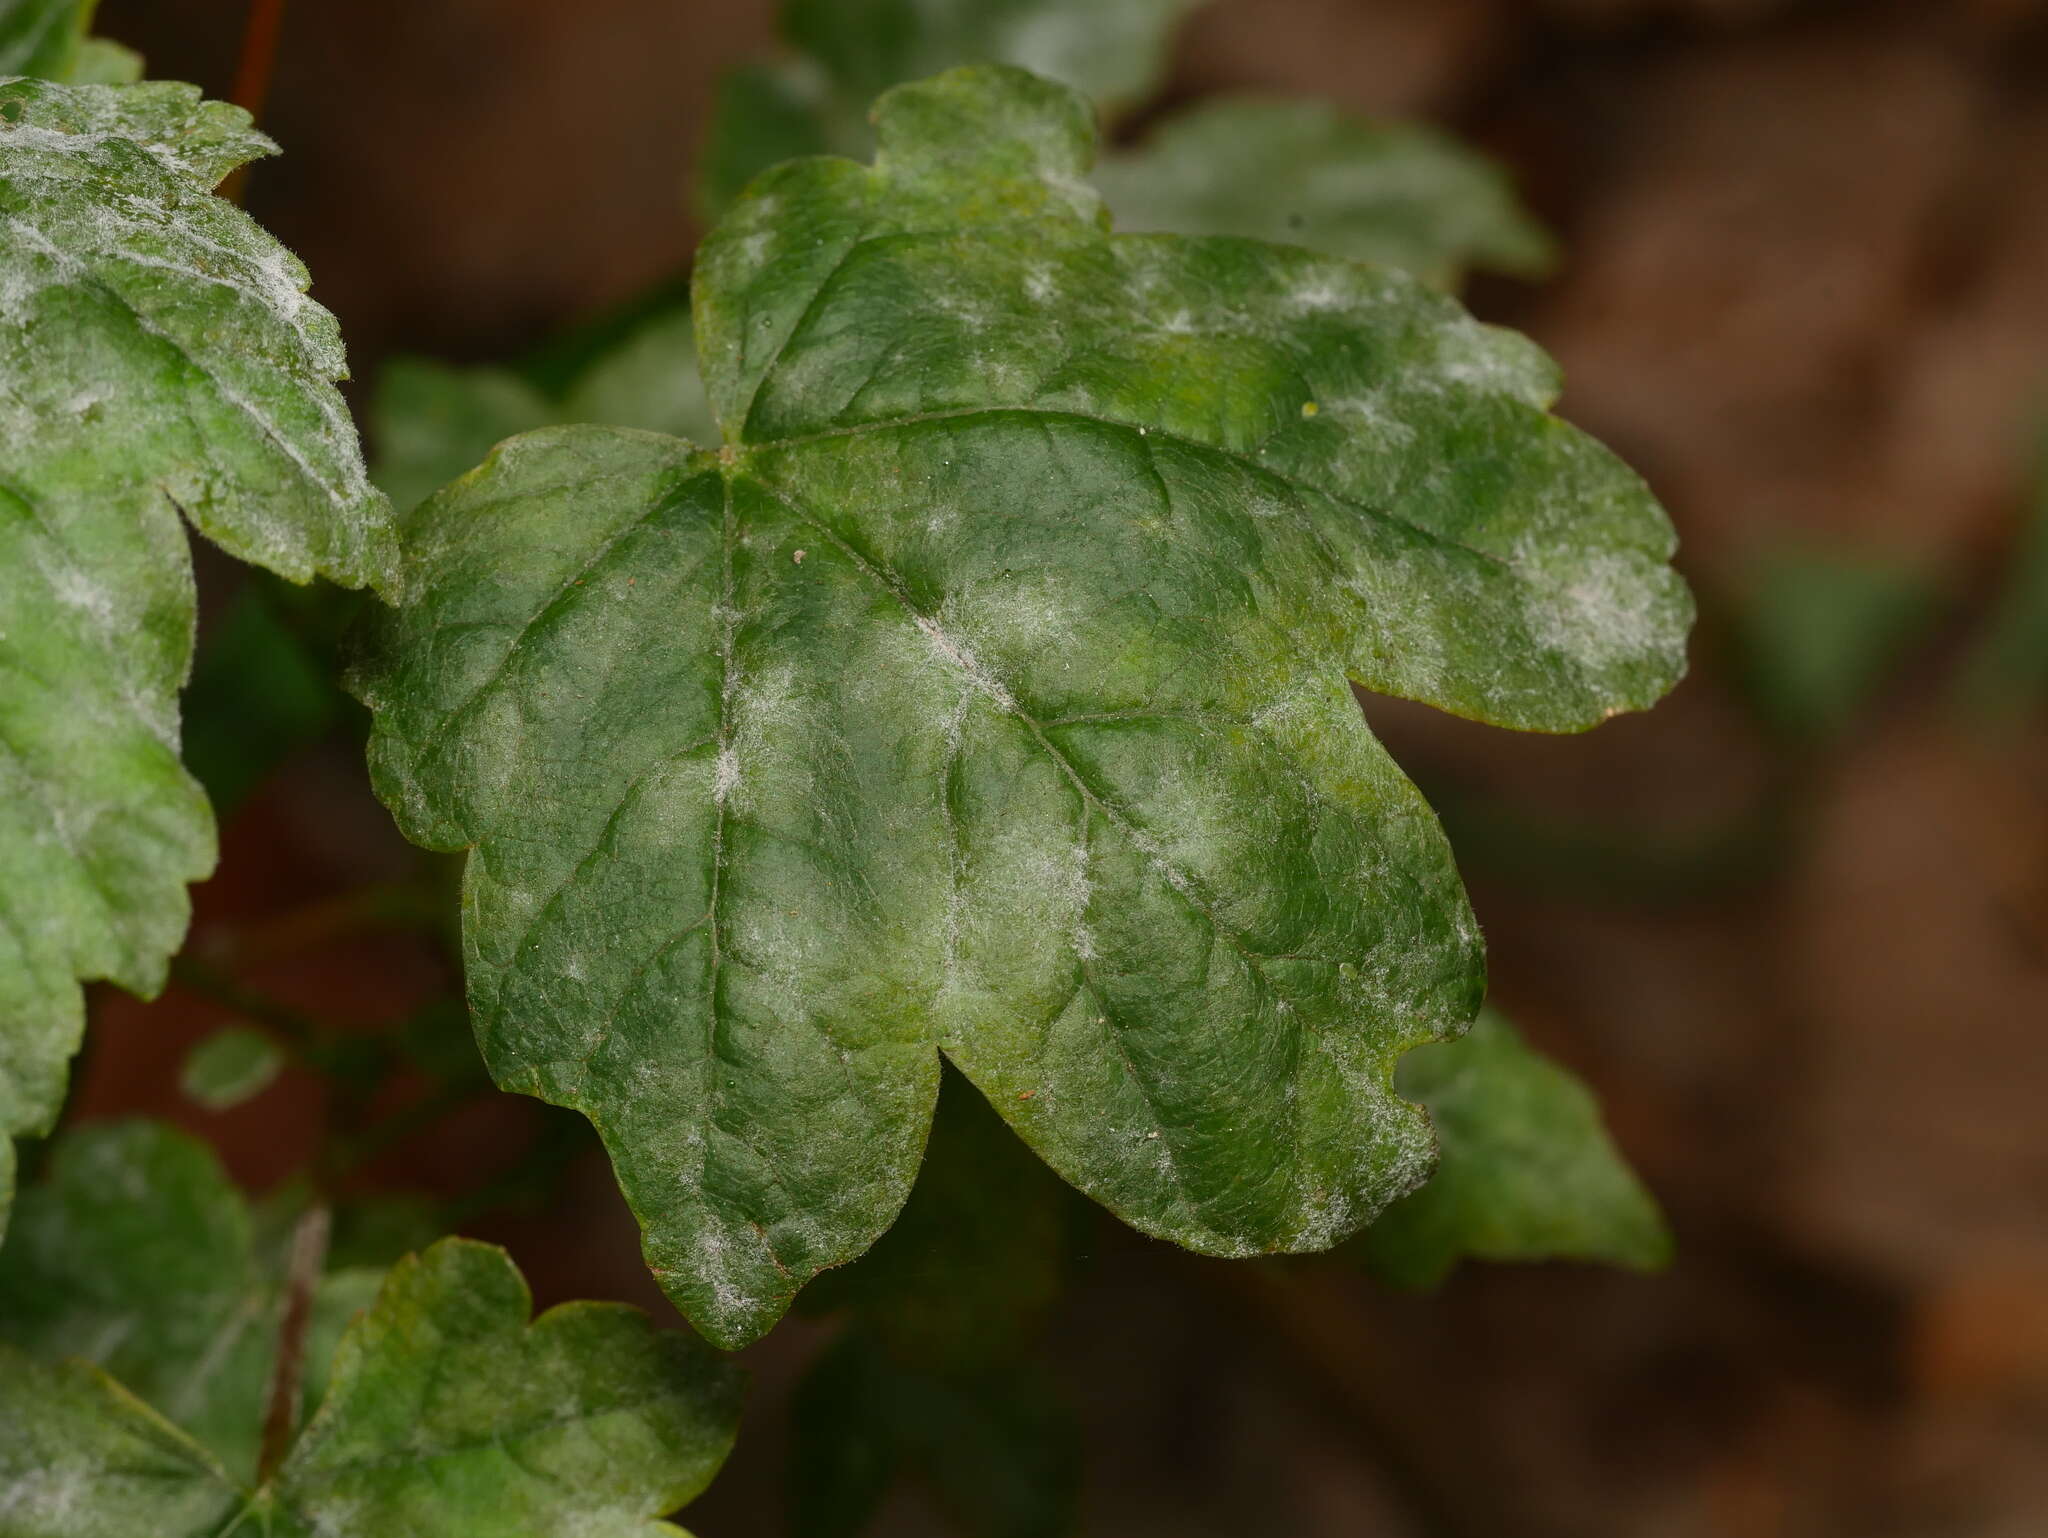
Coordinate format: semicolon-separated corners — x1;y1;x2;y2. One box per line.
360;65;1690;1347
0;78;394;1228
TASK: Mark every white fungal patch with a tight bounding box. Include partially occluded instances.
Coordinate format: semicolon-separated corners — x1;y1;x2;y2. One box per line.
913;612;1016;713
1523;549;1666;675
713;745;741;803
1285;279;1349;314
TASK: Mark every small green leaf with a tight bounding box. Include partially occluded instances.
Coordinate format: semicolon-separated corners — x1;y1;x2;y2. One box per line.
0;78;394;1229
1356;1009;1672;1289
360;65;1689;1348
178;1025;285;1110
561;307;719;444
1730;544;1940;744
790;1332;1080;1538
1092;97;1556;287
0;1121;377;1482
60;34;141;85
268;1238;742;1536
699;60;837;221
369;356;557;513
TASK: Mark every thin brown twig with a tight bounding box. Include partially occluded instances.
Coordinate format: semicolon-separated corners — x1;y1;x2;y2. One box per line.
257;1202;329;1484
221;0;288;205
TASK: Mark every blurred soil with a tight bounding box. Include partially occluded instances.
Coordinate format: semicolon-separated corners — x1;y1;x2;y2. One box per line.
68;0;2048;1532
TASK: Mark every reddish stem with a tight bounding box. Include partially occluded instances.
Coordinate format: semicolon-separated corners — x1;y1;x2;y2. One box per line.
256;1203;329;1483
221;0;287;204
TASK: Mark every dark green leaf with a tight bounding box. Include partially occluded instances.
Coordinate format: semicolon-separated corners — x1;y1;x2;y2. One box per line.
790;1332;1080;1538
1356;1009;1672;1289
798;1063;1074;1368
359;65;1690;1348
0;79;394;1228
181;579;344;811
1092;97;1555;287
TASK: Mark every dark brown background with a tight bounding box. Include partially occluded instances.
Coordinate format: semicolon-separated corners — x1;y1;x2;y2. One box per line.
70;1;2048;1533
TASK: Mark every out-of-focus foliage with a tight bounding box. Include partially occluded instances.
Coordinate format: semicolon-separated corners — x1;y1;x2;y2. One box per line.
179;1026;286;1111
1954;430;2048;724
1357;1009;1671;1290
0;1122;383;1481
701;0;1204;215
1093;97;1554;288
1730;544;1941;744
0;1122;743;1534
370;301;717;514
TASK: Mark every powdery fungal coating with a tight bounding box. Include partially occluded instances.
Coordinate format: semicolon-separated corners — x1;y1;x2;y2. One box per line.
360;66;1691;1349
0;78;395;1236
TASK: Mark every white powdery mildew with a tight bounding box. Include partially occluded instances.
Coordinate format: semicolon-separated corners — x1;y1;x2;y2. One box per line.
688;1224;756;1330
1021;261;1058;305
1427;316;1554;407
1;103;380;543
1523;547;1667;677
1321;391;1418;452
0;1468;91;1526
712;745;741;804
1284;278;1349;314
913;612;1016;713
720;659;800;816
